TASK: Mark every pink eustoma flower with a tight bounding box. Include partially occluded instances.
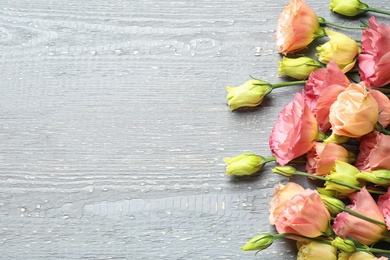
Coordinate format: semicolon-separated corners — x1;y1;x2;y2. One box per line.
275;0;324;55
269;91;318;166
358;16;390;87
304;61;350;132
275;189;331;238
368;88;390;128
378;187;390;230
355;132;390;171
306;142;351;176
269;182;305;225
333;187;386;245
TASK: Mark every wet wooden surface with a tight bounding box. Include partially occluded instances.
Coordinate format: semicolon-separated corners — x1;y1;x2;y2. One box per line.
0;0;387;259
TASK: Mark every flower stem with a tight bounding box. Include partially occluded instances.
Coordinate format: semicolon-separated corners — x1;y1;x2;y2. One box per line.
274;233;332;244
318;17;365;30
374;122;390;135
327;202;387;226
359;7;390;16
271;80;307;89
274;167;386;195
358;247;390;254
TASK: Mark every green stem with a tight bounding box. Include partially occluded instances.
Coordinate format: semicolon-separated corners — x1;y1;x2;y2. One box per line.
271;80;307;89
318;17;365;30
374;122;390;135
358;247;390;254
360;7;390;16
264;157;276;163
274;233;332;244
278;169;386;195
328;203;387;226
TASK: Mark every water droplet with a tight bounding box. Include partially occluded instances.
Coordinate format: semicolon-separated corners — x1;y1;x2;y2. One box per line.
133;49;139;55
90;50;97;55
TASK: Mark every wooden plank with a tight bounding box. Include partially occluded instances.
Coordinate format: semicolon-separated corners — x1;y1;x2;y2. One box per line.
0;0;388;259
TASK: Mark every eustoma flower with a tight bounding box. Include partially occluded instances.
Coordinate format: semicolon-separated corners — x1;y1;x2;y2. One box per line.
269;91;320;166
304;61;350;132
306;142;353;176
378;187;390;230
316;29;360;73
269;182;305;224
329;82;379;138
369;88;390;128
274;188;331;238
297;241;337;260
278;56;321;80
226;79;272;110
359;16;390;87
333;187;386;245
355;132;390;171
275;0;324;55
329;0;368;17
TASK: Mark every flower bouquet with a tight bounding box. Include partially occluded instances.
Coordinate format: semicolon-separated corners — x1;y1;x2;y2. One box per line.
224;0;390;258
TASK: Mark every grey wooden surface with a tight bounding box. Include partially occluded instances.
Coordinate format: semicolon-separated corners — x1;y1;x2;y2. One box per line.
0;0;387;259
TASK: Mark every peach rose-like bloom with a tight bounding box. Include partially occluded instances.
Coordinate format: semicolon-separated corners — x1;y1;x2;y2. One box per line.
269;182;305;225
306;142;352;176
359;16;390;87
333;187;386;245
329;82;379;138
275;189;331;238
316;29;360;73
304;61;350;132
355;132;390;171
275;0;324;55
378;187;390;230
269;91;319;166
339;251;389;260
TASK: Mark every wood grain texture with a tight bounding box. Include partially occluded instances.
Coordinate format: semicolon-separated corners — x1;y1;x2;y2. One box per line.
0;0;388;259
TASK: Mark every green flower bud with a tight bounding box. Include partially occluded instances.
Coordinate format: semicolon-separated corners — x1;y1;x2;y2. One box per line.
317;187;337;197
329;0;368;17
241;233;274;251
278;57;322;80
325;160;362;196
272;166;297;177
226;79;272;110
224;153;267;176
331;237;356;253
319;194;345;216
356;169;390;186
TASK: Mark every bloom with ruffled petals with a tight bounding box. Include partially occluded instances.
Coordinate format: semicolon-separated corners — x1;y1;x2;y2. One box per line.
359;16;390;87
269;182;305;225
276;0;324;55
369;88;390;128
306;142;353;176
304;61;350;132
355;131;390;171
329;82;379;138
269;91;319;166
275;189;331;238
378;187;390;230
316;29;360;73
333;187;386;245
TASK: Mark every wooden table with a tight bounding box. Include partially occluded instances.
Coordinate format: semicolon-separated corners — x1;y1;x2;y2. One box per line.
0;0;388;259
